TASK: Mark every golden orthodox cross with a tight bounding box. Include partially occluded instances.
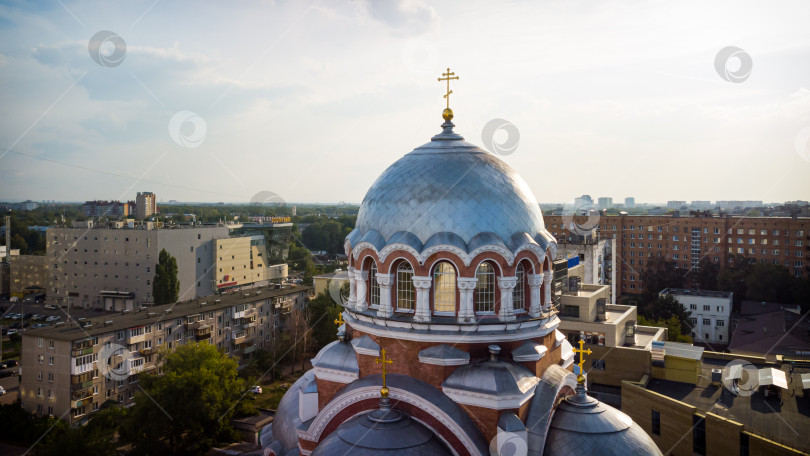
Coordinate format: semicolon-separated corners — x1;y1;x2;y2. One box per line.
573;339;592;383
375;347;394;393
437;68;459;109
334;312;345;327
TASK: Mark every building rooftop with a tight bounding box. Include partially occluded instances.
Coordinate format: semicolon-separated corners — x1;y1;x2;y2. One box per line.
659;288;733;299
645;358;810;453
739;300;801;316
23;285;313;341
729;309;810;356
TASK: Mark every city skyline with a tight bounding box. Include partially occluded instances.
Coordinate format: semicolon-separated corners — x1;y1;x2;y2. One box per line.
1;1;809;204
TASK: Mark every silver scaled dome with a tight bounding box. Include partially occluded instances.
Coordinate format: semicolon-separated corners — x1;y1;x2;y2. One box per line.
544;384;663;455
349;119;551;252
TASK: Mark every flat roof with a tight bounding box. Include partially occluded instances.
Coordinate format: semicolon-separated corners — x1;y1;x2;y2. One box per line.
645;358;810;453
23;285;313;341
659;288;733;298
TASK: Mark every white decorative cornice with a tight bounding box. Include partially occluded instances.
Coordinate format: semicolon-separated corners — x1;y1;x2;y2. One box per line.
467;245;515;266
420;244;469;265
377;243;422;265
457;277;478;290
312;366;359;384
442;379;539;410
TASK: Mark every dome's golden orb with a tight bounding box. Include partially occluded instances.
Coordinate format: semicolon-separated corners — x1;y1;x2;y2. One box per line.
442;108;454;122
380;386;390;398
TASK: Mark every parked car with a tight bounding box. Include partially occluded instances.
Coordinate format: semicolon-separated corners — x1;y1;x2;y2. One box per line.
6;329;18;336
3;360;18;368
31;314;46;321
46;316;61;322
0;370;14;378
249;385;262;394
44;304;57;310
0;386;6;395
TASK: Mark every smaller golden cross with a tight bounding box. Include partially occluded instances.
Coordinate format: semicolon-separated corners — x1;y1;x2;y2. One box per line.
573;339;592;384
334;312;345;327
437;67;459;109
375;347;394;394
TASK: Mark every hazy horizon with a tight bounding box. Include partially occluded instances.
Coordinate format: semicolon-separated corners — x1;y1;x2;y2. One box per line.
1;0;809;205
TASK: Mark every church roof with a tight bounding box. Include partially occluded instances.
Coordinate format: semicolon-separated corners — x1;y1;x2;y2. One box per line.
543;384;663;456
350;119;552;256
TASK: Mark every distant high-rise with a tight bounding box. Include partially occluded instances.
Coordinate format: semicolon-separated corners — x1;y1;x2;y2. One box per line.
597;197;613;210
136;192;157;219
625;197;635;208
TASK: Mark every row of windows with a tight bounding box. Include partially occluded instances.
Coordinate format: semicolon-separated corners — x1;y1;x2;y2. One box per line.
363;260;540;315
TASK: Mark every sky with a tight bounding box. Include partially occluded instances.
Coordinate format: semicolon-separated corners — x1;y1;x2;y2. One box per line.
0;0;809;206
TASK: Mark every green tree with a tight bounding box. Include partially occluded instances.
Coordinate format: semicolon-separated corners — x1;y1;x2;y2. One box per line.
745;262;795;304
152;248;179;305
695;256;719;291
639;294;692;337
640;257;684;302
638;315;692;343
307;292;341;351
120;342;247;455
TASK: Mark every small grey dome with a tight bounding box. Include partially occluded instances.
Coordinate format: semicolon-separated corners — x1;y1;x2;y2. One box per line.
265;370;315;453
353;122;547;247
310;408;452;456
544;385;663;455
442;346;538;397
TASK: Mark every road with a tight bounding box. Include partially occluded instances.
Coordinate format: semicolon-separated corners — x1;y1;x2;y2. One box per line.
0;368;19;405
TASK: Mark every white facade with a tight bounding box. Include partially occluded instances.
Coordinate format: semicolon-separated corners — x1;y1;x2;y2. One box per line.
659;289;732;345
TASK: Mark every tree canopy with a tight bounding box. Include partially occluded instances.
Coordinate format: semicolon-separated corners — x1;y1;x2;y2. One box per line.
120;342;249;455
153;248;180;305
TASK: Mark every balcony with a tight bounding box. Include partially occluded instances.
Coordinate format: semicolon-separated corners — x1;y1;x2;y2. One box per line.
72;387;93;402
128;358;145;375
232;331;246;345
233;307;257;319
139;347;154;356
242;345;256;355
71;347;93;357
195;325;212;340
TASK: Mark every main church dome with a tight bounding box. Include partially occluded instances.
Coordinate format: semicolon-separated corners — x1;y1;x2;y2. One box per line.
351;118;550;251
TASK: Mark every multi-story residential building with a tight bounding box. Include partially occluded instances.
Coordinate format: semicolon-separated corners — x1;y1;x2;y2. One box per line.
624;197;635;209
597;197;613;210
659;289;732;345
667;201;687;209
214;236;288;291
555;231;617;303
82;201;134;218
20;285;314;423
544;214;810;295
47;225;229;309
135;192;157;219
9;254;48;297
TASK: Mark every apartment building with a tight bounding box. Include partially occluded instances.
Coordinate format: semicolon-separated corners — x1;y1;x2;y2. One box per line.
660;289;732;345
544;214;810;295
214;236;288;291
135;192;157;219
20;285;314;423
47;226;229;309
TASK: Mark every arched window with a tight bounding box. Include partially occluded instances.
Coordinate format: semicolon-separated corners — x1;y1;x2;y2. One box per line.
396;262;415;311
475;262;495;313
369;262;380;308
514;263;526;312
433;261;456;314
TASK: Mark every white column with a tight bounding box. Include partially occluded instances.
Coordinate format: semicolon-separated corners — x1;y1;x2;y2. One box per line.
347;266;356;309
543;270;553;311
376;273;393;318
697;314;703;342
412;275;432;322
527;273;543;317
457;277;477;323
497;276;517;321
355;269;369;311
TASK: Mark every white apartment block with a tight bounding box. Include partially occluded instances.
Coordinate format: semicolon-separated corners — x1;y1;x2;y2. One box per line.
659;288;732;345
